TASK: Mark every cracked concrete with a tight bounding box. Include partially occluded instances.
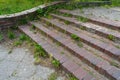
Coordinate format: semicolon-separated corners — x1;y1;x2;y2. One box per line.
71;7;120;21
0;44;66;80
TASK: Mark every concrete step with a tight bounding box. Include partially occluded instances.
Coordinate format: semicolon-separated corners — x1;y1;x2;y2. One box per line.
18;24;99;80
29;21;120;80
40;17;120;62
50;13;120;44
58;9;120;31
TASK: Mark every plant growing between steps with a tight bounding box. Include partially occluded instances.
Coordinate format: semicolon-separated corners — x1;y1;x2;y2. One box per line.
71;34;80;41
80;26;86;30
7;30;16;39
52;59;60;68
77;16;88;22
19;34;28;41
48;72;58;80
71;34;83;48
34;44;47;58
0;33;3;41
108;34;115;41
69;74;78;80
64;20;70;25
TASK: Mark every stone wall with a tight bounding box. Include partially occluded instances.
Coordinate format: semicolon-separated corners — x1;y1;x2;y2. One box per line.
0;1;65;29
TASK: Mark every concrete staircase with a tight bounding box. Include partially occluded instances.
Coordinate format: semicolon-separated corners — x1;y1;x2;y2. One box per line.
19;9;120;80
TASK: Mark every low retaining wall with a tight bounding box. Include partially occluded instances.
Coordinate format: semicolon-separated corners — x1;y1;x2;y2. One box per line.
76;1;112;6
0;1;65;29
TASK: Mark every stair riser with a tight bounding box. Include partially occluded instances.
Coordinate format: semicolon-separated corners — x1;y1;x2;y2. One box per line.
19;26;97;80
40;18;120;62
59;11;120;31
19;27;74;77
29;23;117;80
51;14;120;44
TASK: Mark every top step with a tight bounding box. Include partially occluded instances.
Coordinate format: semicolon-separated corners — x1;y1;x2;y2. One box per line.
58;9;120;31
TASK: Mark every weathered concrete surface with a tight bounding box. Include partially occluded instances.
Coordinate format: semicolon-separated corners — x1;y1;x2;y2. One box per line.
71;7;120;21
0;44;65;80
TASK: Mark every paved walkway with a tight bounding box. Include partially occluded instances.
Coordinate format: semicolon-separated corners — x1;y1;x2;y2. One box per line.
71;7;120;21
0;44;65;80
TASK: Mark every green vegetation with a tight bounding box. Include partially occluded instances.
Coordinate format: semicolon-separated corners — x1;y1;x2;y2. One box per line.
64;20;71;25
0;0;56;15
0;33;3;41
71;34;80;41
77;17;88;22
77;42;83;48
13;41;22;46
80;26;86;30
111;0;120;6
48;72;58;80
108;34;115;41
69;75;78;80
19;34;28;41
110;61;119;68
34;44;47;58
52;59;60;68
7;30;16;39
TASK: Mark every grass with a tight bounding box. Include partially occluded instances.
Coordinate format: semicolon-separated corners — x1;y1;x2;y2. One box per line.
71;34;80;41
48;72;58;80
77;17;88;22
34;44;47;58
7;30;16;39
0;33;3;41
108;34;115;41
0;0;55;15
52;59;60;68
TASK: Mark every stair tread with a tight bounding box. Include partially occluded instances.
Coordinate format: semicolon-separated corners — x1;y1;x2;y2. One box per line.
41;16;120;62
29;21;120;80
51;18;120;47
40;17;120;67
59;9;120;30
50;13;120;42
18;24;102;80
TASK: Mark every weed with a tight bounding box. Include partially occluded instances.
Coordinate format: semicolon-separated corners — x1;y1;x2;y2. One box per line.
61;51;64;54
48;72;57;80
80;26;86;30
108;34;115;41
52;59;60;68
31;25;36;30
13;41;22;46
56;42;61;46
110;61;119;68
103;5;111;9
34;57;41;65
7;30;16;39
0;33;3;41
77;17;88;22
115;45;120;49
19;34;27;41
71;34;80;41
62;13;72;17
69;75;78;80
11;26;18;30
64;21;70;25
19;18;28;24
46;15;52;19
34;44;47;58
77;42;83;48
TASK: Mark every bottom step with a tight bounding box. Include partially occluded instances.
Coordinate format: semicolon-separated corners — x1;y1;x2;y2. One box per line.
19;25;96;80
